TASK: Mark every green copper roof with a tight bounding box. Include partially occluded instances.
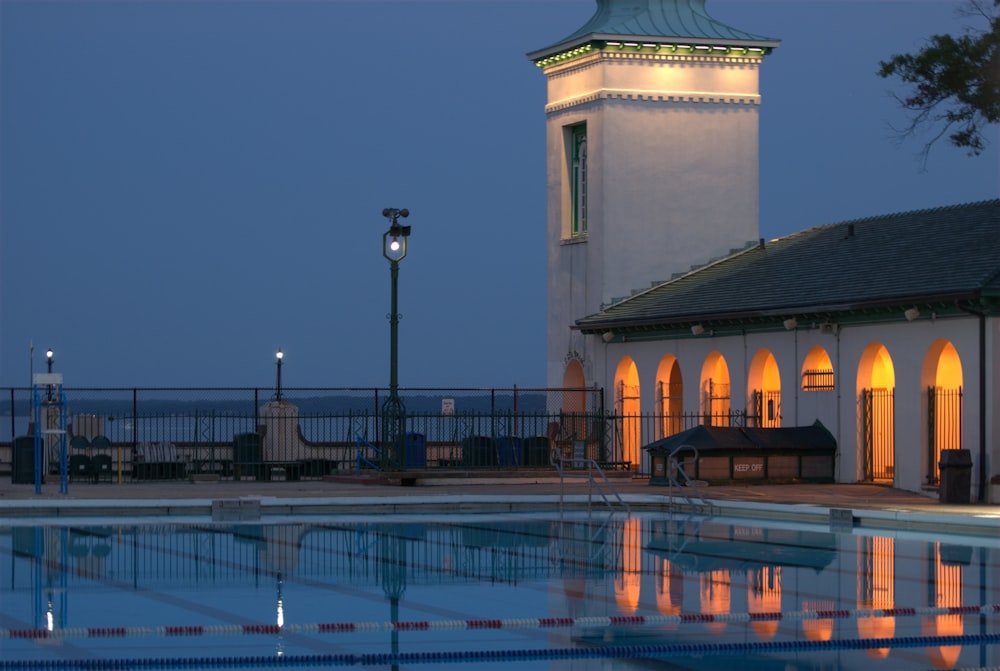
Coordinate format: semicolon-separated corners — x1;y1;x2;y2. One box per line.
529;0;779;61
576;199;1000;334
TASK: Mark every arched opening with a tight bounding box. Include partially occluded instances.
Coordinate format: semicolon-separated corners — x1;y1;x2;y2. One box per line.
614;357;641;466
857;343;896;482
562;359;587;413
922;340;964;485
656;355;683;438
747;349;781;427
801;346;835;391
699;352;732;426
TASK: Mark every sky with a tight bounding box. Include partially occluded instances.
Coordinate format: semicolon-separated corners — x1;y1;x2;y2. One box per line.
1;0;997;391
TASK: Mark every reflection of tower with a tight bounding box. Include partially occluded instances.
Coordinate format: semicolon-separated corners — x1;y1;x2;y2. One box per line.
381;528;408;671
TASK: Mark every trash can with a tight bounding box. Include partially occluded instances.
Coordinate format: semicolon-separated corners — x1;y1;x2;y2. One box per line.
11;436;35;484
404;433;426;469
938;449;972;504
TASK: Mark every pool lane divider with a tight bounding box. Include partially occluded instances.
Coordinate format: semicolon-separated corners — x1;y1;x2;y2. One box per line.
3;603;999;642
4;633;1000;669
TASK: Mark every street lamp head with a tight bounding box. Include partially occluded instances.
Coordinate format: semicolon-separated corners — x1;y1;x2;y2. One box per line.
382;208;412;263
276;349;283;362
46;349;53;361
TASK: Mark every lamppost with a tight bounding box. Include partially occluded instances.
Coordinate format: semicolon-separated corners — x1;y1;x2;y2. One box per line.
275;349;284;401
381;207;410;471
45;349;54;401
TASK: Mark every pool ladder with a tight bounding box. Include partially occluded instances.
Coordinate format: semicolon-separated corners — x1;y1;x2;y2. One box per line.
550;448;630;513
667;444;706;507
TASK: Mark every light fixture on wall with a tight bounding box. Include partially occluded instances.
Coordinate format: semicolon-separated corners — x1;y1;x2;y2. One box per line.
691;324;705;336
904;307;920;321
602;331;615;343
783;318;798;330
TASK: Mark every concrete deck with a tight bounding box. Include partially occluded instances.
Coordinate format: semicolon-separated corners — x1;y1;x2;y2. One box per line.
1;474;998;537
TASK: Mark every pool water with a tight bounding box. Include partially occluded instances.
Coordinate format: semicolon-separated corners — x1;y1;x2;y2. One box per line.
1;512;998;670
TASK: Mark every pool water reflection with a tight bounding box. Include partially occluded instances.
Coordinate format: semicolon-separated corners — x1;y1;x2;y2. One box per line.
2;512;998;670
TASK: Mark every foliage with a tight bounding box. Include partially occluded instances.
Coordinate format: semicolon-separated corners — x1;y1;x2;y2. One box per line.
878;0;999;159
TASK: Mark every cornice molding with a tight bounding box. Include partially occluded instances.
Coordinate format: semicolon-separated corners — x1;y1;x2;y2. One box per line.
546;89;760;113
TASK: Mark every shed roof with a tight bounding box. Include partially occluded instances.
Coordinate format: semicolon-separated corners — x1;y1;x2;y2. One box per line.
644;421;837;454
577;199;1000;334
529;0;779;61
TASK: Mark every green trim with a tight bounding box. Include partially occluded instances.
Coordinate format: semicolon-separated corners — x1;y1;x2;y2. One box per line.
534;40;771;68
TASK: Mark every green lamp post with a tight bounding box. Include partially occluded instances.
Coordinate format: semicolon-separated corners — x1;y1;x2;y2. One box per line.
381;207;410;470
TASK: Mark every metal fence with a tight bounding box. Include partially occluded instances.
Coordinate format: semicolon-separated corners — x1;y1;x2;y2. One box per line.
1;386;612;481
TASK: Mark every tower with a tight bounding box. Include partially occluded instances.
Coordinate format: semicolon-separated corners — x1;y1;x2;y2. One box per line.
529;0;779;388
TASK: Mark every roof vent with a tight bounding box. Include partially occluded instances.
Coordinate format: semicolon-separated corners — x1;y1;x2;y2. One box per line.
845;223;855;238
758;237;765;249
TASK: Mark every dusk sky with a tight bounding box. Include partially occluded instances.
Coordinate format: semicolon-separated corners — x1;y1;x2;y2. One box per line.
1;0;997;391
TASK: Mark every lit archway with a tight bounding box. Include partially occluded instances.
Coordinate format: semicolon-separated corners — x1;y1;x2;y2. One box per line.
656;355;683;438
857;343;896;482
614;357;641;466
921;340;963;485
801;346;835;391
562;359;587;414
700;352;731;426
747;349;781;427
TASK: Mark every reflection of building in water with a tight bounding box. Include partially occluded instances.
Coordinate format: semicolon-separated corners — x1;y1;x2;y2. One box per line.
614;518;640;614
655;558;682;629
700;569;732;634
857;535;896;659
923;543;965;670
747;565;781;641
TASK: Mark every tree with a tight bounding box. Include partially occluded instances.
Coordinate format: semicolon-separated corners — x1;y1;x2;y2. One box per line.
878;0;999;159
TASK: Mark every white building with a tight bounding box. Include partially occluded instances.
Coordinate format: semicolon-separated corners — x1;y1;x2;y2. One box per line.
530;0;1000;500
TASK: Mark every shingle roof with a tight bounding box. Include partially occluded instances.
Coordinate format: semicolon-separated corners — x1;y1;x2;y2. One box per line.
577;199;1000;333
529;0;779;61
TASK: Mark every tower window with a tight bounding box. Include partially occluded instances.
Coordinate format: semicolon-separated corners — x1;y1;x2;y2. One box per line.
571;124;587;236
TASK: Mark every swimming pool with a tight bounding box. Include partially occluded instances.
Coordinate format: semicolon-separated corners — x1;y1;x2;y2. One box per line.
2;512;998;670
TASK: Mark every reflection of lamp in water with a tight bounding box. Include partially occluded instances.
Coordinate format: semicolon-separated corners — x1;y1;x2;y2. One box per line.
275;572;285;657
381;528;408;671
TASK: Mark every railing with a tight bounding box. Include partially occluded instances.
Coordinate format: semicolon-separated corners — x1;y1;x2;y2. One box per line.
355;436;381;475
549;444;630;513
667;444;705;506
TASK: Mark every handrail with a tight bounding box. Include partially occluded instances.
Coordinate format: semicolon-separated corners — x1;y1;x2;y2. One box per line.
667;444;705;506
355;435;381;475
550;447;630;512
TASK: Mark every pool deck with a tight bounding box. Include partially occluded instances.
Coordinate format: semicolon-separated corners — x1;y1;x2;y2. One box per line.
1;473;998;537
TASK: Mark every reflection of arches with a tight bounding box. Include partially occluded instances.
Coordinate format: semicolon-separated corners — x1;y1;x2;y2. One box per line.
614;357;641;466
699;570;730;634
656;355;683;438
747;566;781;640
857;535;895;659
801;346;835;391
922;340;963;485
858;344;896;482
656;559;683;627
801;600;834;641
748;349;781;427
699;353;731;426
614;517;641;614
923;542;964;669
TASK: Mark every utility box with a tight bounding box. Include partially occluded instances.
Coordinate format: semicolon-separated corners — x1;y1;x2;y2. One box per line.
938;449;972;504
11;436;35;484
